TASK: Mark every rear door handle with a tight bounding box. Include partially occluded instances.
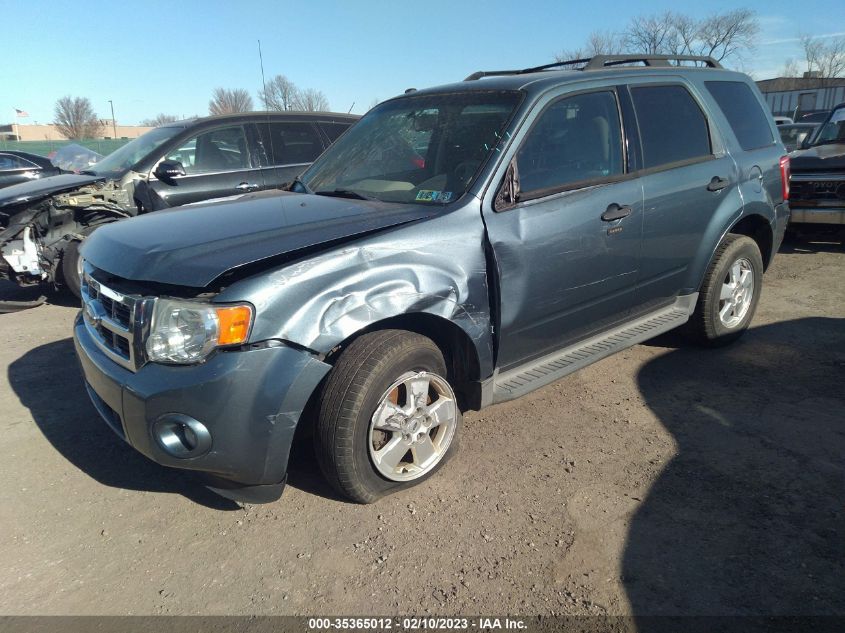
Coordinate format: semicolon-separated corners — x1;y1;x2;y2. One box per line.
601;203;632;222
707;176;730;192
236;182;260;191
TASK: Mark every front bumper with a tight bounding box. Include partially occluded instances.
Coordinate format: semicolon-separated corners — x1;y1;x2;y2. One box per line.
73;312;331;502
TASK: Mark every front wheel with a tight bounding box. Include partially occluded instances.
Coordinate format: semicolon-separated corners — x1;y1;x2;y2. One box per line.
61;239;83;299
314;330;461;503
686;234;763;346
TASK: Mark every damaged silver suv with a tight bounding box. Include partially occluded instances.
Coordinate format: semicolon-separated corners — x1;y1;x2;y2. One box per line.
73;55;790;503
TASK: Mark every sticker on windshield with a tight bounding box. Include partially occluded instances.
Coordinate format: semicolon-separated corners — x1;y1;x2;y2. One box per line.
416;190;453;202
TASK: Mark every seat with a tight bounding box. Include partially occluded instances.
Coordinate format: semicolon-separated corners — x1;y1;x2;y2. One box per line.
196;142;229;171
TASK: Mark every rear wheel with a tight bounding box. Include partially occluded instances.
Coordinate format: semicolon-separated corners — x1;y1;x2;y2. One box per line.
686;234;763;346
314;330;461;503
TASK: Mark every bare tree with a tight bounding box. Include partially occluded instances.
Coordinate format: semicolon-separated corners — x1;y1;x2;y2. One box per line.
556;31;617;62
208;88;254;115
801;34;845;78
696;9;759;62
624;12;678;55
140;113;179;127
53;96;103;140
669;13;701;57
260;74;301;111
557;9;759;67
293;88;330;112
779;58;801;78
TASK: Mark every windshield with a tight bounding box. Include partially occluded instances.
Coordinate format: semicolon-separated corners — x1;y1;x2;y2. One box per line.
87;126;184;177
809;107;845;146
299;91;521;204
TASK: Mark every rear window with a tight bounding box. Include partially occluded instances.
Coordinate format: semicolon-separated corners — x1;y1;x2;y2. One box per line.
630;84;712;170
705;81;774;151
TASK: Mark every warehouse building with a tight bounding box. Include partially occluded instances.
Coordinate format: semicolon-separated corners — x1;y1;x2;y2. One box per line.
756;75;845;120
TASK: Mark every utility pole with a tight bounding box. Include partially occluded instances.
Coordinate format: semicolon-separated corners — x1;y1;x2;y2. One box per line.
108;100;117;138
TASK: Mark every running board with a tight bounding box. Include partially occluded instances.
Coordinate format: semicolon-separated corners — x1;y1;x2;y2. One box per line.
490;293;697;404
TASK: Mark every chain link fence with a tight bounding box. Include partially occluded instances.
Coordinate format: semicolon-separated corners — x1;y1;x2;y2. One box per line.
0;138;131;157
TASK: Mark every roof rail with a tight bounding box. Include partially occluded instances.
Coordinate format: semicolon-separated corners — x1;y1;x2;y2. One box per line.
464;54;722;81
583;54;722;69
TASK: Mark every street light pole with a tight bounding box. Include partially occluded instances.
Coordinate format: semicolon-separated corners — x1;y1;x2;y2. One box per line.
108;100;117;138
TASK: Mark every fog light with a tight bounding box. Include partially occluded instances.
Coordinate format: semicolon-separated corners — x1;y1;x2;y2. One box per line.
153;414;212;458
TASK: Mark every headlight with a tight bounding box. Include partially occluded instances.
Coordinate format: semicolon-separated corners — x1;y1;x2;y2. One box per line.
146;298;253;364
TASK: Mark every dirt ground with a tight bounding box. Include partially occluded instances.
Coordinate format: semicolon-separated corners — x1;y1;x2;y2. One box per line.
0;231;843;617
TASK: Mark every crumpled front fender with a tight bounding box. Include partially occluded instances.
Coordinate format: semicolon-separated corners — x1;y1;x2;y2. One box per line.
214;203;494;378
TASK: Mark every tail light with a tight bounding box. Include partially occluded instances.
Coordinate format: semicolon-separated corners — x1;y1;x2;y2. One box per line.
779;155;790;201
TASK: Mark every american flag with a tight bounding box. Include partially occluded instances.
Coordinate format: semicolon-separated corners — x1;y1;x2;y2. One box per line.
15;108;29;117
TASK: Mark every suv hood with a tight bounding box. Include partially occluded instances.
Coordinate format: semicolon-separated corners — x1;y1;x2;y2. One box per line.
790;143;845;172
0;173;105;209
81;191;443;287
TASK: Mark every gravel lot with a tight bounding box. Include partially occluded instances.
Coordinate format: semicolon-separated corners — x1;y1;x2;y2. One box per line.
1;231;843;617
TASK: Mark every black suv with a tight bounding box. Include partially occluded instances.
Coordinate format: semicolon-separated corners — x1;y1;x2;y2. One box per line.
0;111;358;296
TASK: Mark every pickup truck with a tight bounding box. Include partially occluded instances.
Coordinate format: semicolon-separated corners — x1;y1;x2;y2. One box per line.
788;102;845;226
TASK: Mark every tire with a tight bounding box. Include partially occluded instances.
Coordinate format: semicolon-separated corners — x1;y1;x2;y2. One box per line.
61;239;83;300
314;330;462;503
686;234;763;347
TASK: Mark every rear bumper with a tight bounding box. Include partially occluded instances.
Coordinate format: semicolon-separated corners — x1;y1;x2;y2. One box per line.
73;312;331;501
788;206;845;225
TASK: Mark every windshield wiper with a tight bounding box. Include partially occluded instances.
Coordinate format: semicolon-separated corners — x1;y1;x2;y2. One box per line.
315;189;375;201
79;170;98;176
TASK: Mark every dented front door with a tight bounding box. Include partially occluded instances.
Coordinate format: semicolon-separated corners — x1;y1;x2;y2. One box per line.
482;88;644;371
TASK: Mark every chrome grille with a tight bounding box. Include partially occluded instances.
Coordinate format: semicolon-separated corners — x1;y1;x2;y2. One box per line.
80;271;142;371
790;173;845;202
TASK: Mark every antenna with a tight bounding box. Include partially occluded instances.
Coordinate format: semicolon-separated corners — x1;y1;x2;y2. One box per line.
348;102;355;114
258;39;268;108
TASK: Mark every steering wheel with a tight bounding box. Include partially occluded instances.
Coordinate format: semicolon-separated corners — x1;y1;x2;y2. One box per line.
452;160;481;187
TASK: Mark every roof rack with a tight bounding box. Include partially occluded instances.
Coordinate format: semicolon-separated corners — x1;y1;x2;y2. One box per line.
464;54;722;81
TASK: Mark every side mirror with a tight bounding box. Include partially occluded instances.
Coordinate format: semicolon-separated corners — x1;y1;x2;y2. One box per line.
154;159;186;181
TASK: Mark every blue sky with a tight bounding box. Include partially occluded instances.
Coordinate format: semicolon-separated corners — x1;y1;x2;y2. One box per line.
3;0;844;125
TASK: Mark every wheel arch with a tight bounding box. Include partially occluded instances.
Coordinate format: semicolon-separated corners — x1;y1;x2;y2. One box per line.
728;213;774;271
686;209;775;295
324;312;483;410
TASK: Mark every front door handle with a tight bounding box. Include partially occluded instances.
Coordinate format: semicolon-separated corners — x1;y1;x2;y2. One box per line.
236;182;260;191
601;203;632;222
707;176;730;192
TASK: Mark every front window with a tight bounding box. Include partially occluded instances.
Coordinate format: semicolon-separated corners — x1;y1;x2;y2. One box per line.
86;126;183;177
808;107;845;146
164;126;250;174
0;153;38;170
516;90;624;196
299;91;521;204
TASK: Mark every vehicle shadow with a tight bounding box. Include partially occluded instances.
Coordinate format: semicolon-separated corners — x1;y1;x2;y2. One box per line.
0;279;77;311
780;227;844;254
284;381;349;503
624;317;845;617
7;338;239;510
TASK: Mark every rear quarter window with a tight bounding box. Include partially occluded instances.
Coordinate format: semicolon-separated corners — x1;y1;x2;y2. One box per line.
630;84;712;170
319;122;352;144
705;81;774;151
